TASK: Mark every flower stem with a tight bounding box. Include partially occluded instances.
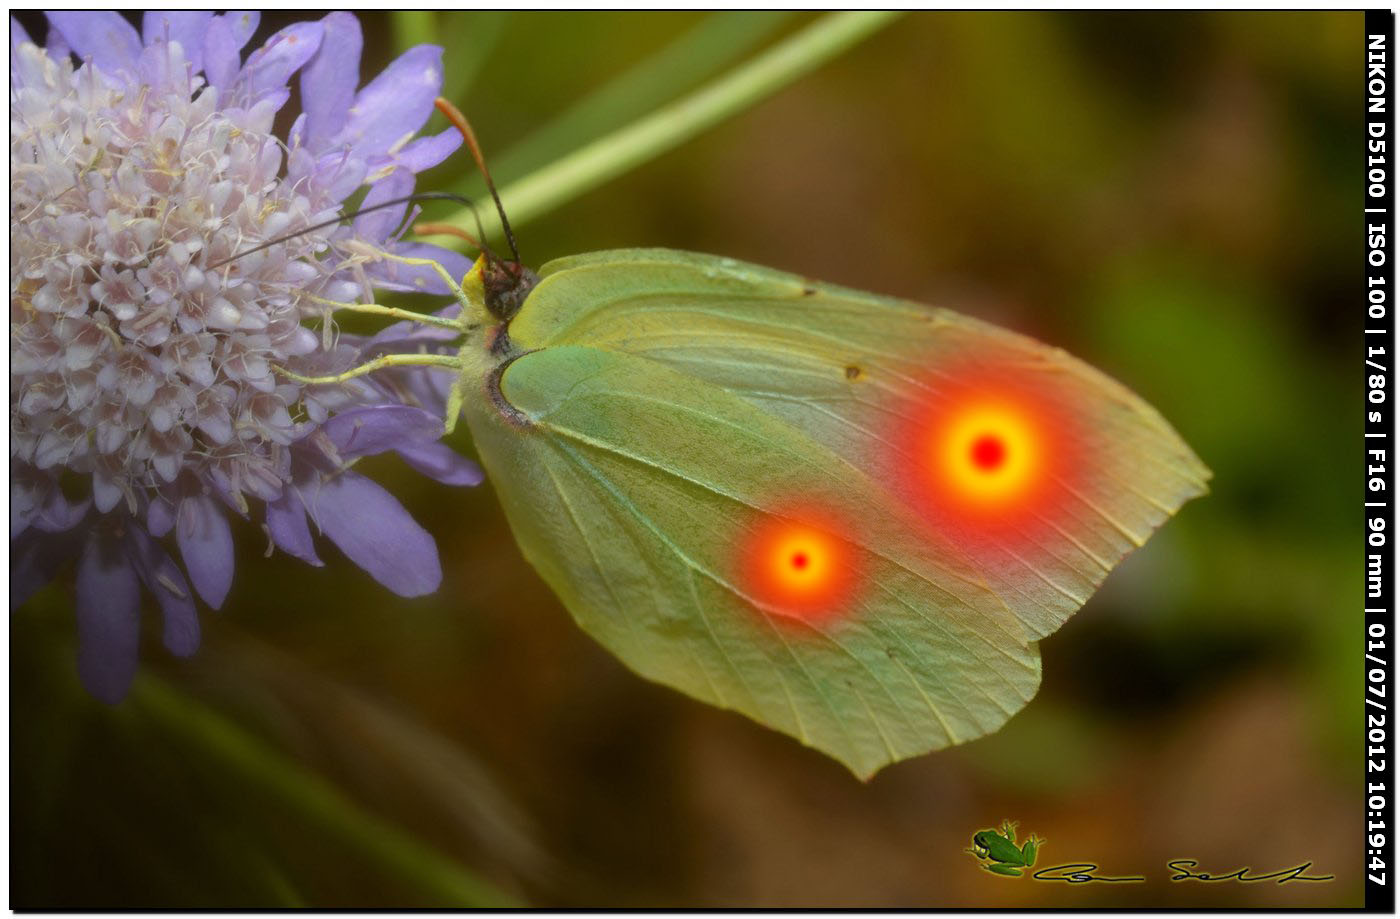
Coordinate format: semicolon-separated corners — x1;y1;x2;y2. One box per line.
427;10;902;243
130;674;520;907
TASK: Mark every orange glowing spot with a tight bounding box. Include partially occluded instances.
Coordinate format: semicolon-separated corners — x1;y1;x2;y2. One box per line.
883;354;1088;558
970;434;1006;470
739;514;860;622
933;401;1042;509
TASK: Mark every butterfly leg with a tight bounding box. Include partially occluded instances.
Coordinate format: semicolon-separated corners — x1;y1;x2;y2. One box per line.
363;248;488;326
439;374;468;436
302;293;468;334
272;353;463;387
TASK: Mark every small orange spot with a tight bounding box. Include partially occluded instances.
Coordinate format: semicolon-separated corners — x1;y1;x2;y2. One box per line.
739;512;860;622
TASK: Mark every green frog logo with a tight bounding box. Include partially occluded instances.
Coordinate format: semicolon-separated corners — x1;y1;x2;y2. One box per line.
966;820;1043;877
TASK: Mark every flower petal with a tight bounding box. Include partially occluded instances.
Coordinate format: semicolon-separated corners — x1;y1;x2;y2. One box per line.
176;495;235;608
353;168;414;243
341;45;445;159
235;21;323;104
404;369;455;420
11;471;45;538
364;303;463;351
142;11;212;74
75;532;142;703
307;470;441;596
323;404;443;459
265;489;322;566
395;441;484;487
11;527;82;609
395;126;463;173
46;12;142;74
31;484;91;534
217;11;260;51
201;15;239;90
126;527;200;657
296;148;368;203
44;23;71;60
11;15;31;50
299;11;362;153
11;42;48;94
147;497;175;537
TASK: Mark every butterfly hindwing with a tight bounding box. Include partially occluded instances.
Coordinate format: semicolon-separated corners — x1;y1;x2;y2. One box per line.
465;343;1038;777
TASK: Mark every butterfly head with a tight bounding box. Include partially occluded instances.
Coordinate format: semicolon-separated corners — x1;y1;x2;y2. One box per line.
483;258;538;322
431;97;537;323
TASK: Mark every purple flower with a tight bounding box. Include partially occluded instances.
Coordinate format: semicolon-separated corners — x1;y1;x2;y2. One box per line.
11;12;482;702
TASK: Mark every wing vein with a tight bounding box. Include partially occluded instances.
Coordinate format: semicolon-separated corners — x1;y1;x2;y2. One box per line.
553;439;854;751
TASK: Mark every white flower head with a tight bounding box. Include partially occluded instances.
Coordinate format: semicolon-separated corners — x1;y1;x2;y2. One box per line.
11;11;480;701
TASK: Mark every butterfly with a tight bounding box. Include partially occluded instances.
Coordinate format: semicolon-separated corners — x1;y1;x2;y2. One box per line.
298;100;1208;778
440;245;1209;777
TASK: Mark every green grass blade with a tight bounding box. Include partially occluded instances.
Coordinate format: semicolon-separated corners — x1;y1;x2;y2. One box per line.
430;10;902;243
390;11;437;54
440;11;512;103
469;11;796;189
130;674;522;908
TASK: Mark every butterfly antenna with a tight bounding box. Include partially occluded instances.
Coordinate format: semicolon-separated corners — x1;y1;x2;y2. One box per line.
434;96;522;266
413;220;494;258
208;192;478;269
411;188;500;263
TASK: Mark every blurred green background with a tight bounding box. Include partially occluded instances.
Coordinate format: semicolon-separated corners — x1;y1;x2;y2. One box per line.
11;10;1363;907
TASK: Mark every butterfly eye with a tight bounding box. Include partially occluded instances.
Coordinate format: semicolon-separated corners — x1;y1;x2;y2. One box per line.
739;514;859;622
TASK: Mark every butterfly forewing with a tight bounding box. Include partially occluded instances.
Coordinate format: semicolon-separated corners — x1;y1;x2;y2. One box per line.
510;250;1210;642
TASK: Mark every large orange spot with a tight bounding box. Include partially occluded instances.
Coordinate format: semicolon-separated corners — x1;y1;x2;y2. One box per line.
935;401;1042;509
970;435;1006;470
739;514;859;622
883;355;1084;549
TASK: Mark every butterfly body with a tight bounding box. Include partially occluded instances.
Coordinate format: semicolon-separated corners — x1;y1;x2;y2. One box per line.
453;248;1208;777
